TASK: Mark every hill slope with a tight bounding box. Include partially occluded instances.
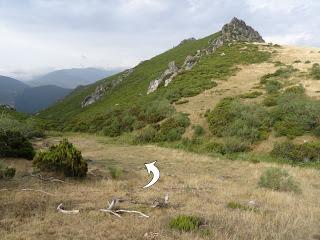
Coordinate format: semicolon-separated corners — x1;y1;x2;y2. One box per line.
15;85;71;114
0;75;29;105
28;68;122;89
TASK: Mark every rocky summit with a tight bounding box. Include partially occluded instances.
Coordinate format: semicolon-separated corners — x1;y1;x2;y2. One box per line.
147;17;264;94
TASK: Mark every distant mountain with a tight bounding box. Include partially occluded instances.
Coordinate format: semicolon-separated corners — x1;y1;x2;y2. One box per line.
15;85;71;113
28;68;122;89
0;75;29;105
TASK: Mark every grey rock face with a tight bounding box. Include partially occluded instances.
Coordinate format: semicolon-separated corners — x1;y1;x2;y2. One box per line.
0;104;15;111
147;61;179;94
81;68;133;108
221;17;264;43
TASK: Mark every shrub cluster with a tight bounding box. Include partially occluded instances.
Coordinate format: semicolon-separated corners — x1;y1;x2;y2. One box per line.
0;114;44;138
271;93;320;137
33;139;87;178
135;113;190;143
310;63;320;80
258;167;301;193
72;100;174;137
0;130;35;159
272;141;320;163
0;161;16;179
207;98;270;143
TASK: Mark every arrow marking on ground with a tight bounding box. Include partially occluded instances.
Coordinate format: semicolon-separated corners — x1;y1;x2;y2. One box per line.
143;161;160;189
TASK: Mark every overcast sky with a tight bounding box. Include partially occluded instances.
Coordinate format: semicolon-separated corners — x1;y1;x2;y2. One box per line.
0;0;320;80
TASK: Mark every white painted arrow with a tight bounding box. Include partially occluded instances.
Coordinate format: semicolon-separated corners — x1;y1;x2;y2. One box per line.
143;161;160;189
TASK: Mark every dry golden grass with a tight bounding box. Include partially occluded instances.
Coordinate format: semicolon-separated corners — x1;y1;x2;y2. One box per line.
1;134;320;240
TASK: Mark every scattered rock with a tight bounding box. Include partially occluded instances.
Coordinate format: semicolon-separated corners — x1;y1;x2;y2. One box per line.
221;52;226;56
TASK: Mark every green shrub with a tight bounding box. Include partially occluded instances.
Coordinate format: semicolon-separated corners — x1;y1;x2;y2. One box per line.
258;167;301;193
310;63;320;80
272;141;320;163
293;60;301;63
169;215;202;232
204;141;226;154
0;130;35;159
265;80;282;94
271;93;320;137
260;66;297;84
192;125;205;136
155;113;190;142
239;91;263;99
134;125;158;143
262;94;279;107
0;161;16;179
305;60;311;64
108;166;123;179
33;139;87;178
207;98;270;143
284;85;305;95
223;137;250;153
0;114;44;138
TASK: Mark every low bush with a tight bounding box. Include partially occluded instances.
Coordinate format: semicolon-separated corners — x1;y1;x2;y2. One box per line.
271;141;320;163
260;66;297;84
0;114;44;138
204;141;226;154
284;84;305;95
0;161;16;179
223;137;250;153
265;80;282;94
227;202;256;211
258;167;301;193
155;113;190;142
0;130;35;159
207;98;270;143
33;139;87;178
134;125;158;143
310;63;320;80
169;215;202;232
192;125;205;136
271;93;320;137
262;94;279;107
305;60;311;64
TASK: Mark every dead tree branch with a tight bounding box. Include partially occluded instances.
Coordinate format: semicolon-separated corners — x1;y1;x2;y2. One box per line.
57;203;80;214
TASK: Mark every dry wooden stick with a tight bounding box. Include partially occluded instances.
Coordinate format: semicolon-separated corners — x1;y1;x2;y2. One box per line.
30;173;67;184
57;203;79;214
100;198;149;218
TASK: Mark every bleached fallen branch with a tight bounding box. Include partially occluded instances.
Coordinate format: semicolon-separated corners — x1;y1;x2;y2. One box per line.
99;209;122;218
57;203;79;214
0;189;8;192
115;210;149;218
100;197;149;218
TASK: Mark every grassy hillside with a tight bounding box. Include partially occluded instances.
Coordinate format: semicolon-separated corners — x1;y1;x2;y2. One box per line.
38;33;220;126
39;32;271;133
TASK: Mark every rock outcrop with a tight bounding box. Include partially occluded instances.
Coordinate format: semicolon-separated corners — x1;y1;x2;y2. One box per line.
81;68;133;108
146;17;265;94
147;61;179;94
0;104;15;111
